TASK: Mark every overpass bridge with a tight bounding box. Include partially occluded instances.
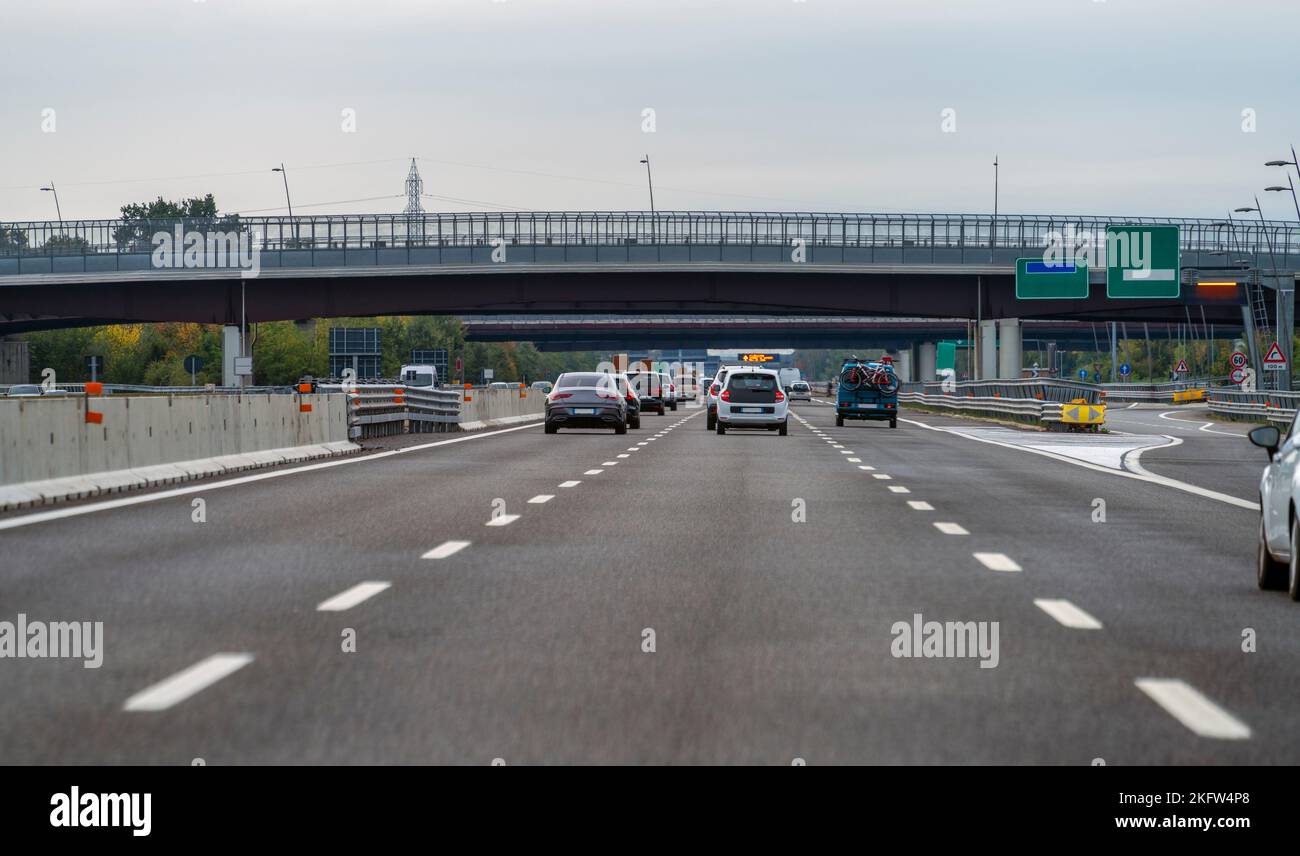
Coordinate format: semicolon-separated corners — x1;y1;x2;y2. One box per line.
2;210;1294;383
460;314;1229;352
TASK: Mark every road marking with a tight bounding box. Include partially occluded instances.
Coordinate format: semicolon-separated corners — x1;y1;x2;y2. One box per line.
1033;598;1101;628
317;581;391;611
527;495;554;504
872;473;892;480
972;552;1019;571
422;540;471;559
1135;678;1251;740
887;486;910;493
124;654;254;712
847;457;862;463
0;420;546;532
559;480;581;488
858;465;875;471
1156;410;1248;438
898;417;1258;511
934;522;968;535
584;469;604;475
839;450;854;455
627;447;639;451
906;501;933;511
486;513;521;526
602;461;618;466
617;454;630;458
637;442;649;446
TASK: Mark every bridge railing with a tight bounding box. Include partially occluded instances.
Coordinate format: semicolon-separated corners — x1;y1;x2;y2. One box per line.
3;211;1299;261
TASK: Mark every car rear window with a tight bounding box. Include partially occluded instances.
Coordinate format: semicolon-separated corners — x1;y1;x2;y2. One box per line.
728;374;777;391
557;373;612;389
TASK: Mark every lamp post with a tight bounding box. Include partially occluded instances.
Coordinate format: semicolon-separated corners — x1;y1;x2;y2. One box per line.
990;155;999;263
639;155;655;243
1237;199;1289;389
272;163;295;246
39;182;62;225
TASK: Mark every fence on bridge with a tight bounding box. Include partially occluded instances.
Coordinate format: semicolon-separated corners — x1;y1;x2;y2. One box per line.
1206;388;1300;425
4;211;1300;269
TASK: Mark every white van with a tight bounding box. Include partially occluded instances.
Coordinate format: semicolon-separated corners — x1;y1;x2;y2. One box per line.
399;365;439;389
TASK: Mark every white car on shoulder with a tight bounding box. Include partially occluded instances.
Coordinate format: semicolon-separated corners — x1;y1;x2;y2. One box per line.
1252;418;1300;599
715;367;788;436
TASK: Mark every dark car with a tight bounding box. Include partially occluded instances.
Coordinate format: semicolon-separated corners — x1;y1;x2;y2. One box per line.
626;370;667;415
614;374;641;429
545;372;628;434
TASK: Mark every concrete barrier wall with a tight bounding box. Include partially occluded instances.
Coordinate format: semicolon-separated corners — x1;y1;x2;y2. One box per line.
0;393;350;485
458;388;546;431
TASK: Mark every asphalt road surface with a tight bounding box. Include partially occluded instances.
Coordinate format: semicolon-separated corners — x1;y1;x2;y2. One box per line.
1;399;1293;764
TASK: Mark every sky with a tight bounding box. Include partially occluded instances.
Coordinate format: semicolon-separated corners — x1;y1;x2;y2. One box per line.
2;0;1299;222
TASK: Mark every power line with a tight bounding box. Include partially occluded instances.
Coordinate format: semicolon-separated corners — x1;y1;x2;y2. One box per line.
229;194;403;215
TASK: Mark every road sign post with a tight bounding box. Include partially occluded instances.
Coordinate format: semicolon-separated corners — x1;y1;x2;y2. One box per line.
183;354;204;385
1106;225;1180;298
1016;258;1089;300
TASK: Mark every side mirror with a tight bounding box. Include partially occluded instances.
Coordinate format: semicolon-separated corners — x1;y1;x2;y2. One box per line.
1248;425;1281;457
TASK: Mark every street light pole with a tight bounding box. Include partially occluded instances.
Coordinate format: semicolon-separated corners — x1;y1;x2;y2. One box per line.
272;163;295;246
639;155;656;243
40;182;62;225
990;155;999;263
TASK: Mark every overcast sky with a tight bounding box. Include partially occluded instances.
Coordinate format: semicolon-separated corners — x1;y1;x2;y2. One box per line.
3;0;1298;221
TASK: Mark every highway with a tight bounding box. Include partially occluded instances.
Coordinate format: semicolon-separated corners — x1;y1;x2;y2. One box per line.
1;399;1292;765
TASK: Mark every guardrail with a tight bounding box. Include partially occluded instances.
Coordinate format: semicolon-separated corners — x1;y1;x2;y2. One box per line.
316;383;462;439
1207;389;1299;425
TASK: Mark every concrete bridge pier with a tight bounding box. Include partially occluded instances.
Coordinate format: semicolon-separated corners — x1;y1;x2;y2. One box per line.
222;325;243;387
998;318;1023;379
918;342;937;384
978;320;997;380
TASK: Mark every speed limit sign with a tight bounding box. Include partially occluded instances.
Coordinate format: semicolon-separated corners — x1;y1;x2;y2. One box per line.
1231;351;1248;369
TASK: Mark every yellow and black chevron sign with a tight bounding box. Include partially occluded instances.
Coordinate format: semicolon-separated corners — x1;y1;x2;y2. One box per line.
1060;402;1106;424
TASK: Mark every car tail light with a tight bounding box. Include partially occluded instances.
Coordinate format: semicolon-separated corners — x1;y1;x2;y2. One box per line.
774;390;785;402
720;390;731;402
669;384;675;392
626;390;636;401
548;392;572;402
597;391;618;400
711;383;721;395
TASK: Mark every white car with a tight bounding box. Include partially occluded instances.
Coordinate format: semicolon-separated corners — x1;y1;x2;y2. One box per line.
705;365;742;430
1252;420;1300;599
787;380;812;402
715;368;788;436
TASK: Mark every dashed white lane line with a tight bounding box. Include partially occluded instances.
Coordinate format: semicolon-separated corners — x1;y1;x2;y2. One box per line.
1033;598;1101;628
626;447;639;451
847;457;862;463
839;450;854;455
1135;679;1251;740
317;580;392;611
972;552;1020;571
422;540;471;559
906;501;934;511
887;486;911;494
584;469;604;476
124;653;254;712
486;513;521;527
527;495;554;504
933;522;969;535
637;442;649;446
617;454;630;458
858;465;876;471
558;480;582;488
871;474;892;480
602;461;619;466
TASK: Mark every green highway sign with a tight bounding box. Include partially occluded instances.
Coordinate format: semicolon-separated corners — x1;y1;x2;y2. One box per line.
1106;224;1180;299
1015;258;1089;299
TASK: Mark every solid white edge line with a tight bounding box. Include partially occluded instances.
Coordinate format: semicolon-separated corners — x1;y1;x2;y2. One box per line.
897;417;1258;511
317;581;392;612
123;653;254;712
0;421;546;532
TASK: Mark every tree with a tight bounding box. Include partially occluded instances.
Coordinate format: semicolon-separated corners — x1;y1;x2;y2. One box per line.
0;227;28;255
113;194;242;250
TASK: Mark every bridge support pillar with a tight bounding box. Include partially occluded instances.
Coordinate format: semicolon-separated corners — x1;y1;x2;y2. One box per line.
222;325;242;387
892;348;913;383
918;342;937;384
978;320;997;380
998;318;1022;379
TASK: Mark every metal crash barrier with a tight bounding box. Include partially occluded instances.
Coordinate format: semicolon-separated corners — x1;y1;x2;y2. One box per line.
899;380;1105;430
1207;389;1299;425
316;383;462;439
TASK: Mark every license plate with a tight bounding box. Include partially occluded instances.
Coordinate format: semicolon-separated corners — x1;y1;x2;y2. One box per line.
738;407;763;413
572;408;597;415
859;403;877;409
